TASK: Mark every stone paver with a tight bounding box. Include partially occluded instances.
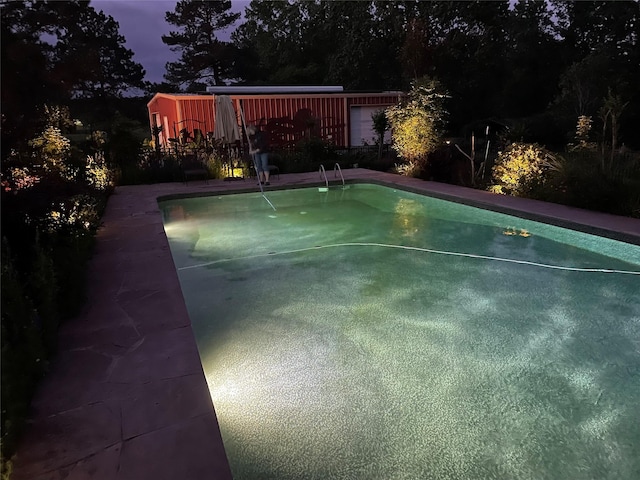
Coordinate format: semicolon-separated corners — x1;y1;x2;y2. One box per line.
10;169;639;480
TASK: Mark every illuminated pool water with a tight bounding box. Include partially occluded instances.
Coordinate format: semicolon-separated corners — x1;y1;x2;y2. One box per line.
160;184;640;480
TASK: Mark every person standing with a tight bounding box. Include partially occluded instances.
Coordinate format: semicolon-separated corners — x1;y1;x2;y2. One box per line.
248;125;270;185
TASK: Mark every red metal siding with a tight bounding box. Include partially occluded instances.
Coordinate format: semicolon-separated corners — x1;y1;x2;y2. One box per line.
176;98;216;137
235;95;348;148
147;95;182;145
147;92;403;148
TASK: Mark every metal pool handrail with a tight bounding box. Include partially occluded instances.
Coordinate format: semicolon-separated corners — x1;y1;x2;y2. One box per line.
334;163;345;187
319;165;329;189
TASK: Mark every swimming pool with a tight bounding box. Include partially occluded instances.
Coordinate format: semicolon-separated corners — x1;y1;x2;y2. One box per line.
160;184;640;480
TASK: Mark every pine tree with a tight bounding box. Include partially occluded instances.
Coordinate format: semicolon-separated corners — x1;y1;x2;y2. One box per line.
162;0;240;90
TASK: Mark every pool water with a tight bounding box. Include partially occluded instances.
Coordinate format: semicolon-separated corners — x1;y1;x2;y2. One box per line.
160;184;640;480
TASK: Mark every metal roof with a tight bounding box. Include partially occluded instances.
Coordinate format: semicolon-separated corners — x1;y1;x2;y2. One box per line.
205;86;344;94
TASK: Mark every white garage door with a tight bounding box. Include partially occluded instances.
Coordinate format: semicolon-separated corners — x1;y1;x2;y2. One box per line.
349;106;392;147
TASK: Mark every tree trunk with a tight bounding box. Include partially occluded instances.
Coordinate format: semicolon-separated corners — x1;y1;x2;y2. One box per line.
454;132;476;187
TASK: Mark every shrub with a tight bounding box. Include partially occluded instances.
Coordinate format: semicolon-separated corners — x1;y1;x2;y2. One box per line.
40;194;103;234
489;142;555;196
1;242;47;475
204;152;225;179
275;138;340;174
1;102;115;477
1;147;110;475
119;147;181;184
387;77;448;173
2;167;41;192
389;114;437;165
28;233;59;355
532;149;640;217
28;126;71;174
393;159;423;177
85;152;115;192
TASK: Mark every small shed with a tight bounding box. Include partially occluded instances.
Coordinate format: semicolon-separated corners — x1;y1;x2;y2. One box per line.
146;86;403;150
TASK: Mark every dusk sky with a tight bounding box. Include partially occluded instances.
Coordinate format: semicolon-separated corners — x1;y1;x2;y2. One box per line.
91;0;250;84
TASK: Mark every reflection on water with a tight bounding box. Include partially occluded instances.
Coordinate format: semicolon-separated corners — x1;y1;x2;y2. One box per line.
160;185;640;480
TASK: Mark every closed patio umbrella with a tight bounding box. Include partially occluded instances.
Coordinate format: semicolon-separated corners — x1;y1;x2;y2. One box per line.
213;95;242;179
213;95;240;144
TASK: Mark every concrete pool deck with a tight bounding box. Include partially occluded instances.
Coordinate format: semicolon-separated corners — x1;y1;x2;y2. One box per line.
10;169;640;480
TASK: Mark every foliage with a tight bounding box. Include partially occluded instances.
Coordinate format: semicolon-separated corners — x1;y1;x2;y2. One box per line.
322;1;401;90
232;0;320;85
28;233;59;355
599;88;630;168
28;126;72;175
389;115;436;166
0;1;146;102
572;115;594;149
162;0;240;88
1;166;41;192
1;242;47;477
0;2;146;473
40;194;102;234
371;109;390;161
232;0;403;89
204;152;226;179
295;137;335;164
393;160;423;178
1;112;113;474
1;0;147;161
489;142;555;196
85;152;115;191
554;52;612;117
497;0;564;117
42;105;74;131
371;110;390;139
117;141;234;185
274;138;337;173
106;112;148;175
550;1;639;144
530;148;640;218
225;1;639;150
552;0;639;59
386;77;448;170
118;147;178;184
47;2;147;99
1;2;65;156
400;17;433;81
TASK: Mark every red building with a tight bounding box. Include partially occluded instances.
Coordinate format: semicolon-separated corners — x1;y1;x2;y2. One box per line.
146;87;403;150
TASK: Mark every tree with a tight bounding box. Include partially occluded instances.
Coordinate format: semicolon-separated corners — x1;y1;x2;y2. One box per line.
386;77;448;171
1;0;65;156
416;1;512;128
551;0;640;61
162;0;240;89
50;3;146;100
1;0;146;153
232;0;323;85
322;1;400;90
400;17;434;82
549;1;640;148
372;110;390;161
499;0;565;117
555;53;612;117
599;89;629;168
232;0;403;89
370;1;419;89
203;0;640;149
